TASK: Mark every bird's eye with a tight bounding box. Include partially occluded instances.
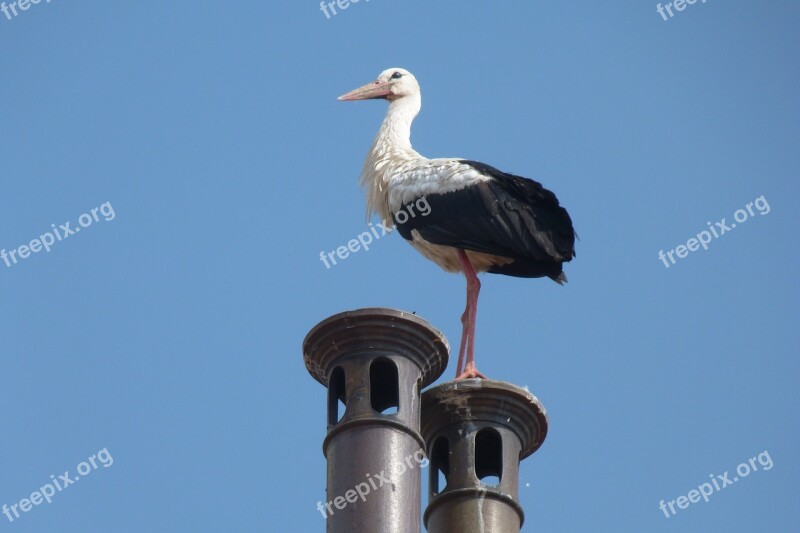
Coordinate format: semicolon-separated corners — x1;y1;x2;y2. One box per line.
390;72;403;80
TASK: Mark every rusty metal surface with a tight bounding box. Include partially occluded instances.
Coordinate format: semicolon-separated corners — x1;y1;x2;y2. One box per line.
303;308;449;533
421;379;548;533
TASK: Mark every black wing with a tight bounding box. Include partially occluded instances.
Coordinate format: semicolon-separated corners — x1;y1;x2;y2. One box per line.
394;160;576;280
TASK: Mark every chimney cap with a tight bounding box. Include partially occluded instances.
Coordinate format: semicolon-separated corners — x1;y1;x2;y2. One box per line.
422;378;548;459
303;307;449;388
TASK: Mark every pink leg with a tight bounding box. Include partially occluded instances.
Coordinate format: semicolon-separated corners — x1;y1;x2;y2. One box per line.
455;301;470;377
455;250;486;380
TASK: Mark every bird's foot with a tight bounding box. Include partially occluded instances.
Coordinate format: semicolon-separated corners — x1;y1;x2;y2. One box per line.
455;363;487;380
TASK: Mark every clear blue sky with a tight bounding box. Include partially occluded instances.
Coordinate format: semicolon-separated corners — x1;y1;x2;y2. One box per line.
1;1;797;531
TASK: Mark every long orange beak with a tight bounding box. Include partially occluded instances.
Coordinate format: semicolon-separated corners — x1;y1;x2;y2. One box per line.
338;80;392;101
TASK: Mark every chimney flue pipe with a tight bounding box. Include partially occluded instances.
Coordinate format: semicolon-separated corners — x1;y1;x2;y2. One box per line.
303;308;449;533
422;379;548;533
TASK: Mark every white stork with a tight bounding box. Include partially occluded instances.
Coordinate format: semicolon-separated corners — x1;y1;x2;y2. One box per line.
339;68;576;380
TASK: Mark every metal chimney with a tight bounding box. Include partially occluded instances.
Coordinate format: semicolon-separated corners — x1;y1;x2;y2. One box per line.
421;379;548;533
303;308;449;533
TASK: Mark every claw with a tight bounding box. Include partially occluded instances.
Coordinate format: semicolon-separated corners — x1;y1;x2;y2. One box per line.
455;363;487;380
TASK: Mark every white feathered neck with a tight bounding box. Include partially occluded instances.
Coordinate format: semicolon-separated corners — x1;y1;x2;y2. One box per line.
359;93;424;221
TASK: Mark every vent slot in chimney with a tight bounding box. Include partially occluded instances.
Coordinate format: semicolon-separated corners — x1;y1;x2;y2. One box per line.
327;366;346;425
370;358;399;414
430;436;450;495
475;428;503;486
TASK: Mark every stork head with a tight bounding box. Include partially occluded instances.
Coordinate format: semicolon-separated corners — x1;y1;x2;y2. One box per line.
338;68;420;102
